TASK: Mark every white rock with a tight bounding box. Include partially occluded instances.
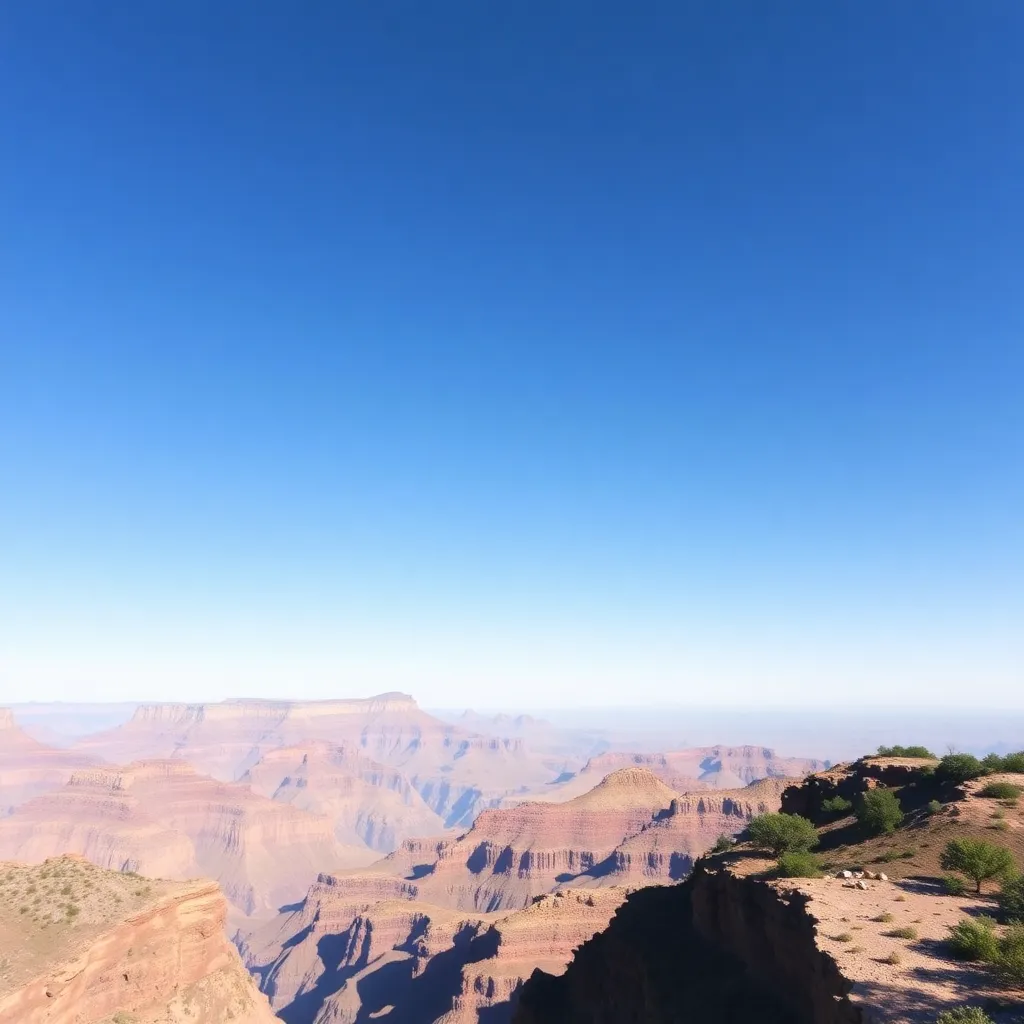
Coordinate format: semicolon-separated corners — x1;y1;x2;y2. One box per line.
837;870;853;879
855;880;869;890
877;873;888;881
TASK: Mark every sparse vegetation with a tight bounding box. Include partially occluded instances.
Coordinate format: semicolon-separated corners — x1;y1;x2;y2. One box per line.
993;923;1024;987
747;813;819;856
833;932;854;942
874;912;894;923
876;745;936;759
943;874;968;896
940;838;1016;894
821;795;853;815
775;851;822;878
711;834;733;854
999;874;1024;922
979;782;1023;800
856;788;904;835
936;1008;994;1024
928;799;943;815
947;917;999;962
887;925;917;940
882;950;902;965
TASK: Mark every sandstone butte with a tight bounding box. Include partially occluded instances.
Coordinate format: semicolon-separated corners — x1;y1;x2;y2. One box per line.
241;766;797;1021
0;759;377;921
71;694;586;827
0;709;99;815
0;854;277;1024
514;760;1024;1024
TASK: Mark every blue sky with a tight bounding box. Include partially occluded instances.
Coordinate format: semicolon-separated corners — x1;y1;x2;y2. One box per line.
1;3;1021;708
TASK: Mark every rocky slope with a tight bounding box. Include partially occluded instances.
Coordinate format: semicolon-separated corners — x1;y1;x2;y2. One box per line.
515;761;1024;1024
74;694;578;827
0;760;374;918
0;709;99;816
0;855;277;1023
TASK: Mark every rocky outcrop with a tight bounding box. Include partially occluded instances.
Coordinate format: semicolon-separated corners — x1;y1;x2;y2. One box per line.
0;760;373;918
0;857;276;1023
780;756;939;822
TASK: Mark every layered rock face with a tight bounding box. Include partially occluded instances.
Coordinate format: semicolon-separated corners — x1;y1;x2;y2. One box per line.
242;873;627;1023
0;708;99;816
597;776;790;883
241;740;448;851
0;856;277;1024
0;760;372;917
74;695;578;827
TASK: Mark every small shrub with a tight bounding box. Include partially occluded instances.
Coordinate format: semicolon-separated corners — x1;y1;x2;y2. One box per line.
941;838;1016;894
711;834;733;854
943;874;968;896
936;1008;994;1024
747;813;819;856
857;788;904;835
876;850;902;863
894;893;907;902
928;800;943;815
821;795;853;815
994;923;1024;987
947;917;999;962
887;925;918;940
874;912;895;923
990;820;1010;832
833;932;853;942
937;754;986;783
999;874;1024;922
876;745;936;759
979;782;1023;800
883;950;902;965
776;851;822;878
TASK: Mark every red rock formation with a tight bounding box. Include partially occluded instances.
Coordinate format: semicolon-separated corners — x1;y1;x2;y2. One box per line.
241;740;447;851
0;760;375;917
0;857;277;1024
0;708;99;815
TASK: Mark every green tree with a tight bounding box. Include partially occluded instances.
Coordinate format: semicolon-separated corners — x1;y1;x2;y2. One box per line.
856;788;904;835
821;795;853;815
995;923;1024;987
936;754;986;783
877;745;936;759
747;813;818;856
940;838;1016;894
1002;751;1024;774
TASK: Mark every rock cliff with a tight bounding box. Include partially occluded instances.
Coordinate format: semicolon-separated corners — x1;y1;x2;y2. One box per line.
0;855;277;1023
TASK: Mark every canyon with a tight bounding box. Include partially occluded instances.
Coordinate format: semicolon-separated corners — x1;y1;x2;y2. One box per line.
0;698;830;1022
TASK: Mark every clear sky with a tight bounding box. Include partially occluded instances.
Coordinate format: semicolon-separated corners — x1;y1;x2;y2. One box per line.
1;3;1021;709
